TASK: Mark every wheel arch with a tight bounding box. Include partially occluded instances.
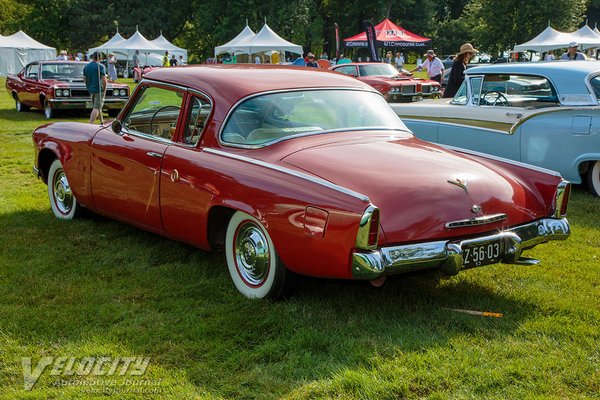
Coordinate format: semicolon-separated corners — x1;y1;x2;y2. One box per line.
37;148;59;184
574;153;600;184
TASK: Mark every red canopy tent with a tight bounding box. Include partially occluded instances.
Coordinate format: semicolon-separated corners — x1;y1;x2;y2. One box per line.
344;19;431;48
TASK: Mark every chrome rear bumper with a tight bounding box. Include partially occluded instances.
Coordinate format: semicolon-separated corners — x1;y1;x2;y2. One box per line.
352;218;570;279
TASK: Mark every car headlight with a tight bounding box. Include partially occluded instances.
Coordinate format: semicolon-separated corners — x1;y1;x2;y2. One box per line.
55;89;62;97
62;89;69;97
389;88;400;94
120;89;127;96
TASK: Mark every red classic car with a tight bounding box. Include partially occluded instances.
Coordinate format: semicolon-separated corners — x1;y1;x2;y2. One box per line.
32;65;570;299
6;61;129;119
330;62;441;102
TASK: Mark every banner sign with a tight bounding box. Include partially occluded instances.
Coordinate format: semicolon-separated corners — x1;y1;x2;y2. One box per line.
363;20;379;62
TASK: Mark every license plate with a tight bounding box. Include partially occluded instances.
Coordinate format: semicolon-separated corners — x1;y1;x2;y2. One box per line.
85;101;92;108
463;240;503;268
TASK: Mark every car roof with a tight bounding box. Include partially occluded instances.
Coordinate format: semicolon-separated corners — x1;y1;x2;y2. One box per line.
466;61;600;95
146;64;373;95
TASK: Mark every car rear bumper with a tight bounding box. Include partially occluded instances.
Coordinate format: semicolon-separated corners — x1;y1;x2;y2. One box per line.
48;98;127;110
351;217;570;279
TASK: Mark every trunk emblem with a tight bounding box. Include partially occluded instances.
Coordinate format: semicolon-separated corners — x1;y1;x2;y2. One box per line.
447;178;469;194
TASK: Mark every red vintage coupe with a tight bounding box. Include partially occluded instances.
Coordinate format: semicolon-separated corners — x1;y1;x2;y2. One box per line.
330;62;441;102
32;65;570;299
6;61;129;118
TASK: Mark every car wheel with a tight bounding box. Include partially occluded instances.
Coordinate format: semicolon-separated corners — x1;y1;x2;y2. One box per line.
587;160;600;197
15;96;30;112
48;159;79;220
225;211;289;299
43;99;54;119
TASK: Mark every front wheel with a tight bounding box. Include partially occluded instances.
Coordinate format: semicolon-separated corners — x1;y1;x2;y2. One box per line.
225;211;290;299
43;98;54;119
48;159;80;220
587;160;600;197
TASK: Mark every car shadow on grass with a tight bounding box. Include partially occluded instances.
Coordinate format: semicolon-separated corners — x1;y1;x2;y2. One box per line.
0;209;541;398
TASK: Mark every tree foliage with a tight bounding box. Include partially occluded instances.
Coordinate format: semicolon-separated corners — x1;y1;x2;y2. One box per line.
0;0;594;59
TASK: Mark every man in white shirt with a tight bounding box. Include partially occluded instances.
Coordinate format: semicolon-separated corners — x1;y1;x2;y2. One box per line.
394;52;405;71
560;42;587;60
411;50;444;83
255;55;261;64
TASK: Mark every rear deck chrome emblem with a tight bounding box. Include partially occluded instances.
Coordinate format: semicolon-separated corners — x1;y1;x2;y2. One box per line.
447;178;469;194
471;205;482;214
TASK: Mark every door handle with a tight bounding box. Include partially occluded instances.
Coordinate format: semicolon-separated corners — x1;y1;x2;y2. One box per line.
506;112;523;118
147;151;163;158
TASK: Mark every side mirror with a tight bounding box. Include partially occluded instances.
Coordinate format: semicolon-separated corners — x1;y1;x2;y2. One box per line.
111;119;122;135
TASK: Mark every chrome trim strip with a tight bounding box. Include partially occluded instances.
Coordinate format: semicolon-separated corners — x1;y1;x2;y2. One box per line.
355;205;379;250
445;213;507;229
352;217;570;279
48;99;127;104
400;116;511;134
508;106;598;134
442;144;562;177
203;148;370;202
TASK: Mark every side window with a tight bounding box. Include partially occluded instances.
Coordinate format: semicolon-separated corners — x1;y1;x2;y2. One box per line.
480;74;558;108
470;77;483;105
335;66;358;76
451;81;468;105
183;96;212;145
25;64;38;79
123;86;184;141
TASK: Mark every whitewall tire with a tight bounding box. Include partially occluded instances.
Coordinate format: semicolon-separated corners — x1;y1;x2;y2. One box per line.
225;211;288;299
43;99;54;119
587;160;600;197
48;159;79;220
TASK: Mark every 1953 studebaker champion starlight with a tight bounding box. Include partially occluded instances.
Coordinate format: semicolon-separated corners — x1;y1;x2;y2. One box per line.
33;65;570;298
391;62;600;197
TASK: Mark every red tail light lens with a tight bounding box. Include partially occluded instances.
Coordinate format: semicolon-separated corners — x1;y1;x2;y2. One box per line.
559;183;570;216
368;208;380;247
553;181;570;217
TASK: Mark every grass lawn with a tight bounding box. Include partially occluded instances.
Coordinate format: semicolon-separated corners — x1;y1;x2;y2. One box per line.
0;76;599;399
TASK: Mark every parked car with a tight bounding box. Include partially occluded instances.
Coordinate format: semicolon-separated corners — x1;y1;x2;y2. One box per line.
391;62;600;196
5;61;129;119
330;62;441;102
132;66;161;83
32;65;570;299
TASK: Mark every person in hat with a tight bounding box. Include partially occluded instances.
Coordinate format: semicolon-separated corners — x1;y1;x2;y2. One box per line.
560;42;587;60
107;52;118;81
444;43;479;98
56;50;69;61
411;49;444;83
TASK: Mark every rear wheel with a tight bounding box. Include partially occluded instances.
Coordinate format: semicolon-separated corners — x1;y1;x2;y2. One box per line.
225;211;290;299
587;160;600;197
15;96;30;112
48;159;80;220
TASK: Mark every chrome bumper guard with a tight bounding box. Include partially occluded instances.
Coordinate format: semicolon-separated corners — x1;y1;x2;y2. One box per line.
352;218;570;279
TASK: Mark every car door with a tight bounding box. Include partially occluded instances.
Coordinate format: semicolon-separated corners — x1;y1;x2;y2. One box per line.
159;92;216;248
20;63;40;106
436;75;522;161
91;83;185;231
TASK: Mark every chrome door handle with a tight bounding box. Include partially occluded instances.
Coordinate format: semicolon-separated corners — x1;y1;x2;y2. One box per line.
147;151;163;158
506;112;523;118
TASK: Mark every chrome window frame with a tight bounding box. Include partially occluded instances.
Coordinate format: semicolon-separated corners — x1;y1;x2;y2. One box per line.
118;79;214;149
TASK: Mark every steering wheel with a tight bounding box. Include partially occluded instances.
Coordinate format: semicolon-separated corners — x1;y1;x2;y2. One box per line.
482;91;511;107
149;105;181;138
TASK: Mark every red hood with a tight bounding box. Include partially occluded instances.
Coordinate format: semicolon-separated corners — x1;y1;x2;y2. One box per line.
279;134;549;244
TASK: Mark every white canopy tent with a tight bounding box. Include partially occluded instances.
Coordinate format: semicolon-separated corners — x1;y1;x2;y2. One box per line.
570;25;600;50
0;30;56;76
151;33;187;62
234;23;302;56
513;26;576;52
214;25;256;56
88;30;167;66
88;30;126;55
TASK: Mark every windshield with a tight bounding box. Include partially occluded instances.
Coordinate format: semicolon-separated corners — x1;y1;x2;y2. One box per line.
221;89;407;146
41;63;85;81
358;64;399;78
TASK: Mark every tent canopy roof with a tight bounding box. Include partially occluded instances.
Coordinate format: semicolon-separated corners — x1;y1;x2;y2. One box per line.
0;30;55;50
215;25;256;55
514;24;600;52
151;34;186;52
215;23;302;56
344;18;430;47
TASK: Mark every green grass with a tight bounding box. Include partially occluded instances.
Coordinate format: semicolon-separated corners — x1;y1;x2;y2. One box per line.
1;77;599;399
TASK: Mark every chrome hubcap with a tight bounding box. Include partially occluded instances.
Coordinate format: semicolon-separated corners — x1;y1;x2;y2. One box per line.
44;102;51;118
234;222;270;286
16;99;21;111
53;170;73;214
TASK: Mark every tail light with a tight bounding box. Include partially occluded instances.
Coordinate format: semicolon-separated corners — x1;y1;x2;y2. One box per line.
553;181;570;217
356;205;380;250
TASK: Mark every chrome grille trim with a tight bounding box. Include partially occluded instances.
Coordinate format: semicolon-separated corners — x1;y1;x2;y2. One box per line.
445;213;507;229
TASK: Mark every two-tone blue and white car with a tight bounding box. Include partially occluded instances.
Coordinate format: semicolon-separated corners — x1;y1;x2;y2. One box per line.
391;62;600;196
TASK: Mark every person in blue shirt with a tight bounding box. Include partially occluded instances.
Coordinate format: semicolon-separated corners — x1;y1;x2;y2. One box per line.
83;52;107;124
